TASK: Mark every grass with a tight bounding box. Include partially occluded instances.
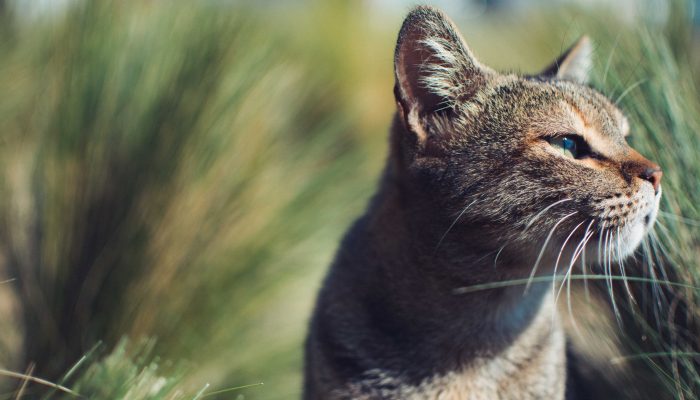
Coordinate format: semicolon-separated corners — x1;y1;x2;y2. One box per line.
0;0;698;399
579;3;700;396
0;1;384;397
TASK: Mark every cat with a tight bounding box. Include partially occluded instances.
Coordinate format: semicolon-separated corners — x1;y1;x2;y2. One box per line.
304;6;662;400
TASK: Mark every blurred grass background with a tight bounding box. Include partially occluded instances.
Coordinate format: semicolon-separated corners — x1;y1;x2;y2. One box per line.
0;0;698;398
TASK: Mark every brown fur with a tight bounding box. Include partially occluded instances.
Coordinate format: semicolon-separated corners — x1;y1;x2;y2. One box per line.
304;6;662;399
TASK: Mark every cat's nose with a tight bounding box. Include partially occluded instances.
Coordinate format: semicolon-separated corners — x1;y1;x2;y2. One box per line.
621;157;662;194
641;166;662;194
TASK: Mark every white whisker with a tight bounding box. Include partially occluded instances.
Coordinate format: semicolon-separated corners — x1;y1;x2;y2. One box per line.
657;210;700;227
434;198;479;253
526;211;577;292
561;220;595;336
557;220;594;304
552;219;586;296
604;229;622;322
616;226;636;305
524;198;572;232
641;236;664;329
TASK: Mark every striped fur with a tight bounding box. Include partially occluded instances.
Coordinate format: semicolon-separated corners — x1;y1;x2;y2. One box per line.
304;6;662;399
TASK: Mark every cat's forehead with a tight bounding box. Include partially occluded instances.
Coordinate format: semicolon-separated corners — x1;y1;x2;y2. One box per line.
494;78;631;146
551;81;629;138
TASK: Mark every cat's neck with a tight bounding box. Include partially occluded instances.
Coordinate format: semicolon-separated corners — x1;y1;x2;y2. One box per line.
352;177;559;378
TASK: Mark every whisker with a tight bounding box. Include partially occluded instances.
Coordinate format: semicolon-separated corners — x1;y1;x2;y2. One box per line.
558;220;594;304
524;198;572;232
657;210;700;227
642;236;664;329
649;228;678;279
647;229;676;335
597;221;606;273
496;198;572;269
434;198;480;253
616;226;636;306
552;219;587;295
577;219;597;303
654;219;676;242
581;252;590;303
604;229;622;322
526;211;577;292
561;220;595;335
493;244;507;268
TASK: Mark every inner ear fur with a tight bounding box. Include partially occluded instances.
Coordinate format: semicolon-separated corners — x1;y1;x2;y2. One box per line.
393;6;490;143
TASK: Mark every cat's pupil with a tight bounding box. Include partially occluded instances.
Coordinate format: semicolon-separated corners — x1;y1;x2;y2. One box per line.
549;135;579;158
563;137;576;153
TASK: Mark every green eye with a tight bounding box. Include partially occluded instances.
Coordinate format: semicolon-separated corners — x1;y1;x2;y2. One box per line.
549;135;579;158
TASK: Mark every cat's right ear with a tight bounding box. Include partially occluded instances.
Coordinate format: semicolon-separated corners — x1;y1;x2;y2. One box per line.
394;6;490;145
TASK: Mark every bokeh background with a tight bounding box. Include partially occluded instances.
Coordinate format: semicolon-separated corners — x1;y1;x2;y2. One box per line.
0;0;699;398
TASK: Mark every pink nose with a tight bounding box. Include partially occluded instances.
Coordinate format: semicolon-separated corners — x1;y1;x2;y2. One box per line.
641;167;662;194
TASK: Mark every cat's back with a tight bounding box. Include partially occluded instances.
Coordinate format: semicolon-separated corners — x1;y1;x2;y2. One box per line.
303;214;379;399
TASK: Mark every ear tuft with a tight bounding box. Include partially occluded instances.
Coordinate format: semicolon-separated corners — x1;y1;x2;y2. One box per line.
394;6;489;125
540;36;593;84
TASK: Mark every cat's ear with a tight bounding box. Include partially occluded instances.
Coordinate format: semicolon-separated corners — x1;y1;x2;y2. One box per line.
394;6;490;141
539;36;593;84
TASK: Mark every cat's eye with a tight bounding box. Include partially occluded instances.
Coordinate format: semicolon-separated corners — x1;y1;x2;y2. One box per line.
547;135;589;159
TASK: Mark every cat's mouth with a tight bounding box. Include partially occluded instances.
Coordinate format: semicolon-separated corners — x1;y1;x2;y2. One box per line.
587;187;661;263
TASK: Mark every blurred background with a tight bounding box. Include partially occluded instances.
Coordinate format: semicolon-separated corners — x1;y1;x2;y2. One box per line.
0;0;699;399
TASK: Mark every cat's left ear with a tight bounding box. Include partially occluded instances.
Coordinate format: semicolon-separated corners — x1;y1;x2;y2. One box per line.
539;36;593;84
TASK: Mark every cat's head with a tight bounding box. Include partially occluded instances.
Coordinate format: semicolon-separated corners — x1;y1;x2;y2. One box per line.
391;6;661;269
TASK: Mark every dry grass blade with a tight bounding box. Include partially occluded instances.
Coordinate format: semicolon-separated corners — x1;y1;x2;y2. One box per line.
13;364;34;400
0;369;81;397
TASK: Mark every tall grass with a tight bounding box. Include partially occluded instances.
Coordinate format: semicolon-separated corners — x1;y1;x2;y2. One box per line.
0;1;385;397
0;0;697;399
590;7;700;397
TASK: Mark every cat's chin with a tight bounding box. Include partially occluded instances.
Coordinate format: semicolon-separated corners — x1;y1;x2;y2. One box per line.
612;219;648;260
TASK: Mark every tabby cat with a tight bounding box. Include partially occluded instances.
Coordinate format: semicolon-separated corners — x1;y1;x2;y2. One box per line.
304;6;662;400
